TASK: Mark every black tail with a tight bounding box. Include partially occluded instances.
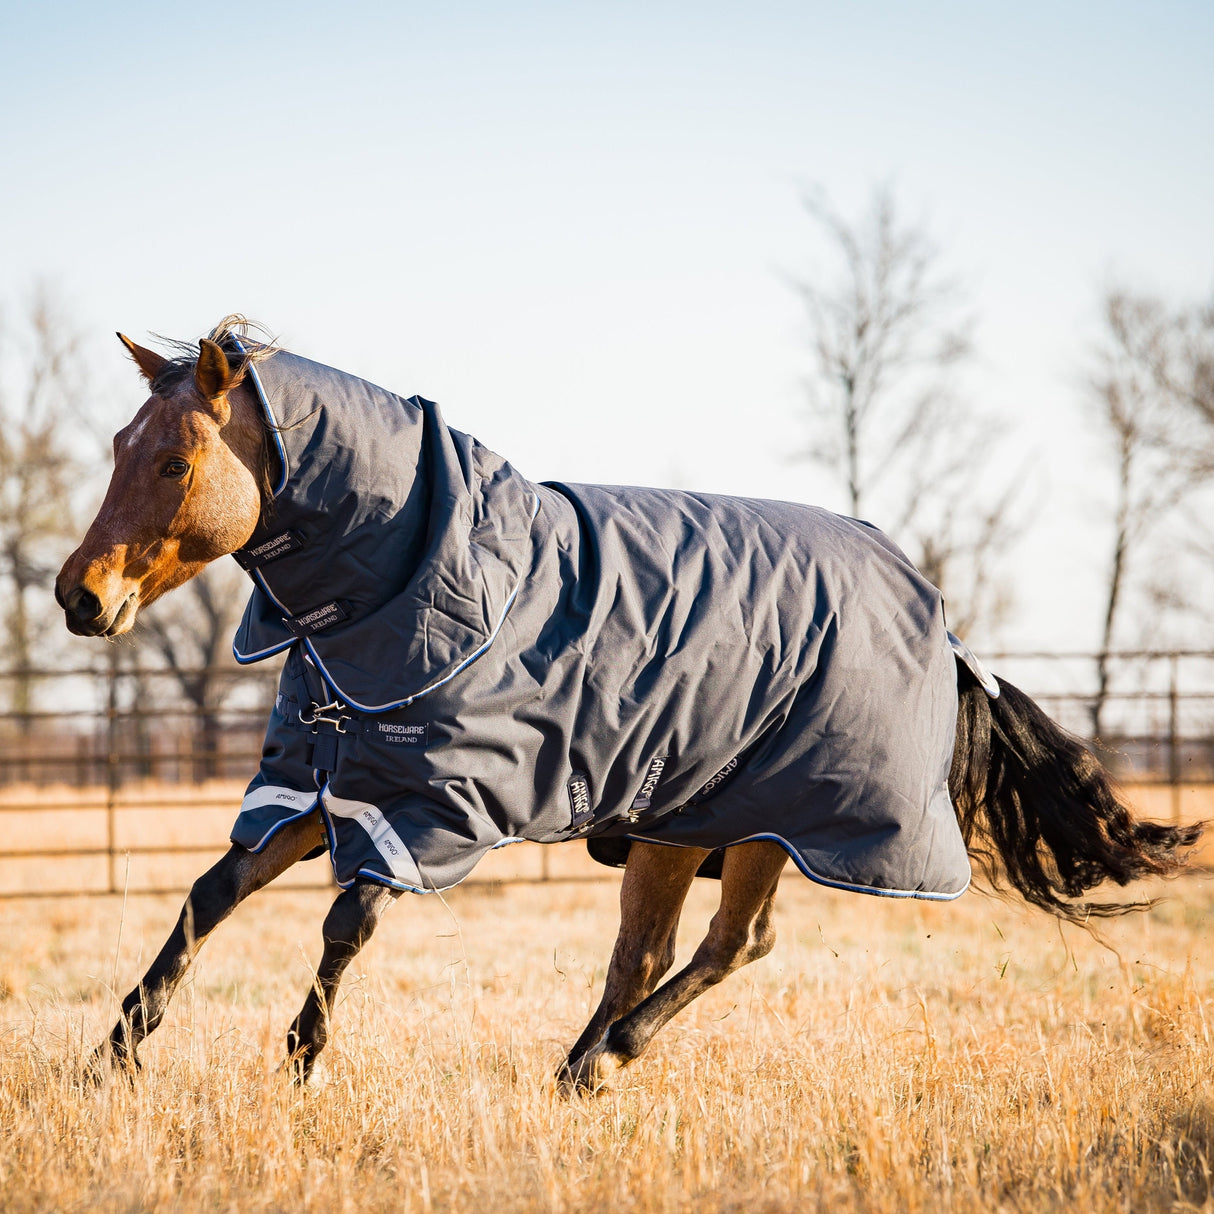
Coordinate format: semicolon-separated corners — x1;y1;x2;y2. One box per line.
949;663;1203;921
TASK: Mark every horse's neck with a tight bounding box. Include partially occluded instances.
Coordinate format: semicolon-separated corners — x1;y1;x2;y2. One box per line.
228;380;277;504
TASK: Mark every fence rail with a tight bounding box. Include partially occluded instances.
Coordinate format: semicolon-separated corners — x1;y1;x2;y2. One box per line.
2;650;1213;898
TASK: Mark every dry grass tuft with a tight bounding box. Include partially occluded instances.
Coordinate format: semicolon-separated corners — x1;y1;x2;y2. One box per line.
3;871;1214;1211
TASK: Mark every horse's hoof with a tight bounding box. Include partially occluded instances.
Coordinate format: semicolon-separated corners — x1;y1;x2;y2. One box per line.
82;1045;139;1088
278;1049;316;1086
80;1054;107;1089
558;1038;626;1097
278;1061;307;1085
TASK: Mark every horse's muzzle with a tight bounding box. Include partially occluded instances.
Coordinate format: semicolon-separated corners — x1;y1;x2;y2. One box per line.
59;583;138;637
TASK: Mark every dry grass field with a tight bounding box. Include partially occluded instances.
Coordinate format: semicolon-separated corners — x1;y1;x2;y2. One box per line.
4;857;1214;1212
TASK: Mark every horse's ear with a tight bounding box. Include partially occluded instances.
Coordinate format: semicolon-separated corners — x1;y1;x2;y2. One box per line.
194;338;234;424
118;333;168;385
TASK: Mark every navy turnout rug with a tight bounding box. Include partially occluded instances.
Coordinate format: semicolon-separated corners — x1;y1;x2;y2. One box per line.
228;345;974;901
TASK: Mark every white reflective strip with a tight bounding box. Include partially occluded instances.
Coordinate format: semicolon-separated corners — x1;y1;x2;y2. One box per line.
241;785;318;814
323;792;424;887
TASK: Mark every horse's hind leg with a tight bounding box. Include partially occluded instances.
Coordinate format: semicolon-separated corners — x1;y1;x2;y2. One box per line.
92;812;325;1078
286;879;402;1081
558;842;708;1091
565;839;787;1094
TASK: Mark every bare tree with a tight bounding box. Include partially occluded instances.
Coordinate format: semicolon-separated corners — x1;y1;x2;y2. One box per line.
136;562;252;780
791;186;1022;639
1135;293;1214;472
0;291;87;717
1087;287;1214;738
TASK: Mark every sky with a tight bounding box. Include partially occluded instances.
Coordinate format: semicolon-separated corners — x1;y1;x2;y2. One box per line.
2;0;1212;651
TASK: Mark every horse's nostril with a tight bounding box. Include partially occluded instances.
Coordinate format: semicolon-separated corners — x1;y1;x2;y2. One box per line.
66;586;104;622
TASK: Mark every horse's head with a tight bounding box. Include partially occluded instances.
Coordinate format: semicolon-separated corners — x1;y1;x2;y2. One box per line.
56;333;268;637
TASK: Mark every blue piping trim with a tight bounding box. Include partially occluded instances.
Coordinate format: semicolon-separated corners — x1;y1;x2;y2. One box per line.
356;836;525;893
229;337;290;664
232;635;294;664
301;492;542;712
353;867;433;894
315;786;351;888
625;831;971;902
231;336;288;495
231;567;296;664
304;574;522;711
252;566;292;613
314;779;465;895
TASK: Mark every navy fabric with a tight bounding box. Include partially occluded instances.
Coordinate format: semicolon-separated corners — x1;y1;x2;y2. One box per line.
229;347;972;900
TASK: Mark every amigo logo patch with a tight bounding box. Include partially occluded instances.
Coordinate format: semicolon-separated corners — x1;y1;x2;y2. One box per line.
233;529;303;569
286;600;349;637
695;757;739;801
630;755;668;810
567;773;594;830
375;721;430;747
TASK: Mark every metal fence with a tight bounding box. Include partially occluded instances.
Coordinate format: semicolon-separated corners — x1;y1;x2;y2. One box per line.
0;655;286;897
2;650;1212;898
985;649;1214;824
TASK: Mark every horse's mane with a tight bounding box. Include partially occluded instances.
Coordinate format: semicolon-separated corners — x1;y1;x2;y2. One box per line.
147;315;280;396
147;315;283;504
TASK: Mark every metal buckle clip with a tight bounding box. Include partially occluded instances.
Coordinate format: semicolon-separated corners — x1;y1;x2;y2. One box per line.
298;699;351;733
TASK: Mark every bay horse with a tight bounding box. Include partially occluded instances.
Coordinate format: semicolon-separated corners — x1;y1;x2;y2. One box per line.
56;320;1200;1094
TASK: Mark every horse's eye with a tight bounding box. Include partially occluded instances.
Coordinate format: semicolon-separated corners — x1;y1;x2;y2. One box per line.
161;458;190;479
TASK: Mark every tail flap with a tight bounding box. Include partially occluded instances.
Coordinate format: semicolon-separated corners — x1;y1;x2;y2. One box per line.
948;631;1000;697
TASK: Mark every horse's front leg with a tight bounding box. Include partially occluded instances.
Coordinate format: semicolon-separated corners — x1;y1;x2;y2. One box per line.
286;879;402;1081
558;842;708;1093
91;812;324;1079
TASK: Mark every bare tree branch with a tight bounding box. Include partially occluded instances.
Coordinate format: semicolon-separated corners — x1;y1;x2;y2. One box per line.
1086;285;1213;737
135;563;251;780
790;185;1021;641
0;288;87;716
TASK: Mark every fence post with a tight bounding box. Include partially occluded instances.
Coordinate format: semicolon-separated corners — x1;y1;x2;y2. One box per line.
106;649;120;894
1168;652;1181;826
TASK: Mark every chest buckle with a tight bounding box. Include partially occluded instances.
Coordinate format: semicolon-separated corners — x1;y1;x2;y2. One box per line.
299;699;352;733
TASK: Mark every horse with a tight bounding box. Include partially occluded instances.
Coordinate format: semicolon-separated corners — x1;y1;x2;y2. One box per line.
56;319;1201;1094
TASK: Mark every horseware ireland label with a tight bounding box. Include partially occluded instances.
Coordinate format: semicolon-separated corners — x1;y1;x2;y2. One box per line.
233;529;303;569
286;600;349;637
375;721;429;747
